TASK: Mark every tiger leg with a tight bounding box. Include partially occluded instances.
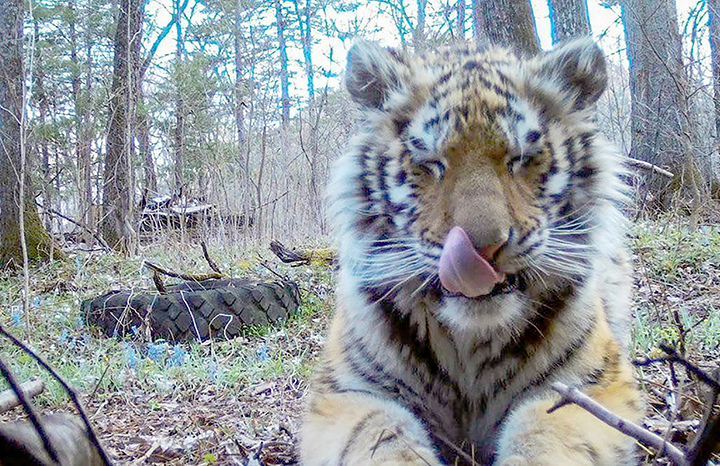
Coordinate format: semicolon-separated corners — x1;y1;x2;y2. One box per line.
300;391;444;465
495;349;644;465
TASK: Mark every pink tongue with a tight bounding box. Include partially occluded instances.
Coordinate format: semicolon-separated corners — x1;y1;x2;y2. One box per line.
439;226;504;298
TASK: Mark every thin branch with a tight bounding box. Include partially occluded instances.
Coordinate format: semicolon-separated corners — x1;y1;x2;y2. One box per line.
36;200;110;251
143;260;223;281
549;382;688;466
634;346;720;392
626;158;675;179
200;240;223;275
0;360;59;463
0;325;113;466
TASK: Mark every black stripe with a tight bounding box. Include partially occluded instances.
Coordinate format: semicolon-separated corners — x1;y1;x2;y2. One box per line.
338;410;382;465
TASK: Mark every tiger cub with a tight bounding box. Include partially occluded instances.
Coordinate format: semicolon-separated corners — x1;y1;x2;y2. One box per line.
301;38;644;465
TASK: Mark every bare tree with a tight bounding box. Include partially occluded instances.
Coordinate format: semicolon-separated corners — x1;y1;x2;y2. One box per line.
173;0;186;194
456;0;465;39
0;0;60;267
472;0;540;54
709;0;720;141
291;0;315;105
548;0;591;43
274;0;290;125
102;0;144;251
621;0;706;209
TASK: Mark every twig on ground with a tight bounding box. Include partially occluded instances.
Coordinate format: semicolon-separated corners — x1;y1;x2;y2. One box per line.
200;240;223;274
0;359;60;463
549;382;687;466
0;324;113;466
626;157;675;179
0;378;44;414
151;270;167;293
634;345;720;392
143;260;223;282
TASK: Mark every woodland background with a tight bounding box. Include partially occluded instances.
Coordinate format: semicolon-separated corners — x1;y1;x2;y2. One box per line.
0;0;719;465
0;0;719;262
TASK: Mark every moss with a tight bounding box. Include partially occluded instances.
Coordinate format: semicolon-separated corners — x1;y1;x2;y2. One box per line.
0;205;65;268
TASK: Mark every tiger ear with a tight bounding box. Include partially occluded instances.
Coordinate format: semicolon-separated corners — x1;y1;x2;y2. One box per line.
532;38;607;111
345;41;405;110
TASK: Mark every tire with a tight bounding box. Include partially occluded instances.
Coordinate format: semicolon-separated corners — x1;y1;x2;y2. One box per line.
82;279;301;341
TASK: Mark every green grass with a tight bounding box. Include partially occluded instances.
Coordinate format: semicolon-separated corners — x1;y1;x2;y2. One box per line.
0;243;334;410
629;218;720;357
1;219;717;413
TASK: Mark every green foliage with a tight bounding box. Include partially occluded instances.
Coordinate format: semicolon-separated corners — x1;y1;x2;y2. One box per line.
0;243;334;410
630;219;720;356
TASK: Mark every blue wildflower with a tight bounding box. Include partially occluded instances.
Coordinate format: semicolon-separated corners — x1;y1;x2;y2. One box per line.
167;345;187;367
146;343;167;363
123;342;138;369
11;306;23;327
256;344;269;362
59;329;68;344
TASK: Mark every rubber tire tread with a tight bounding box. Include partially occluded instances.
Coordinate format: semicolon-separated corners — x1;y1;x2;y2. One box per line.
82;279;300;341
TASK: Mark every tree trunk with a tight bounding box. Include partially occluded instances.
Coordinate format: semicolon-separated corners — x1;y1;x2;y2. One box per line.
709;0;720;197
548;0;591;43
709;0;720;140
102;0;143;251
456;0;465;39
414;0;427;50
173;0;184;194
81;0;95;244
33;19;53;232
274;0;290;125
472;0;539;54
621;0;705;208
0;0;61;268
234;0;252;231
291;0;315;106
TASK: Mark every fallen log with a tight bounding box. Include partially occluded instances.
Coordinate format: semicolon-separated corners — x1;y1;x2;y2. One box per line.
0;413;105;466
0;379;44;414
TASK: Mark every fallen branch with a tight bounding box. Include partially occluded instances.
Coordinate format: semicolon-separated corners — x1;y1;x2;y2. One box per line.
634;345;720;392
200;240;223;275
626;157;675;179
143;261;224;282
0;358;60;463
0;378;44;414
549;382;687;466
270;240;311;266
0;324;112;465
0;413;104;466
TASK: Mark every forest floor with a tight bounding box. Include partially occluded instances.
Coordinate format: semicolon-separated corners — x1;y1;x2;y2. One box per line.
0;215;719;465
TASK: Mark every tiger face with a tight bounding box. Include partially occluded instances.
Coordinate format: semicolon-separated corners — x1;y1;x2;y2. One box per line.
330;39;626;331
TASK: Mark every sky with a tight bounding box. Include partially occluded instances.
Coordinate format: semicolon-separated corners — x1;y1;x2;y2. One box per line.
144;0;710;105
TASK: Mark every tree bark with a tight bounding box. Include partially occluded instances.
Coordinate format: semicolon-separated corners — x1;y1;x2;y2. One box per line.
0;0;61;268
274;0;290;125
456;0;465;39
414;0;427;50
33;19;53;232
472;0;540;55
548;0;591;43
709;0;720;197
709;0;720;140
621;0;705;207
102;0;143;251
291;0;315;106
173;0;184;194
